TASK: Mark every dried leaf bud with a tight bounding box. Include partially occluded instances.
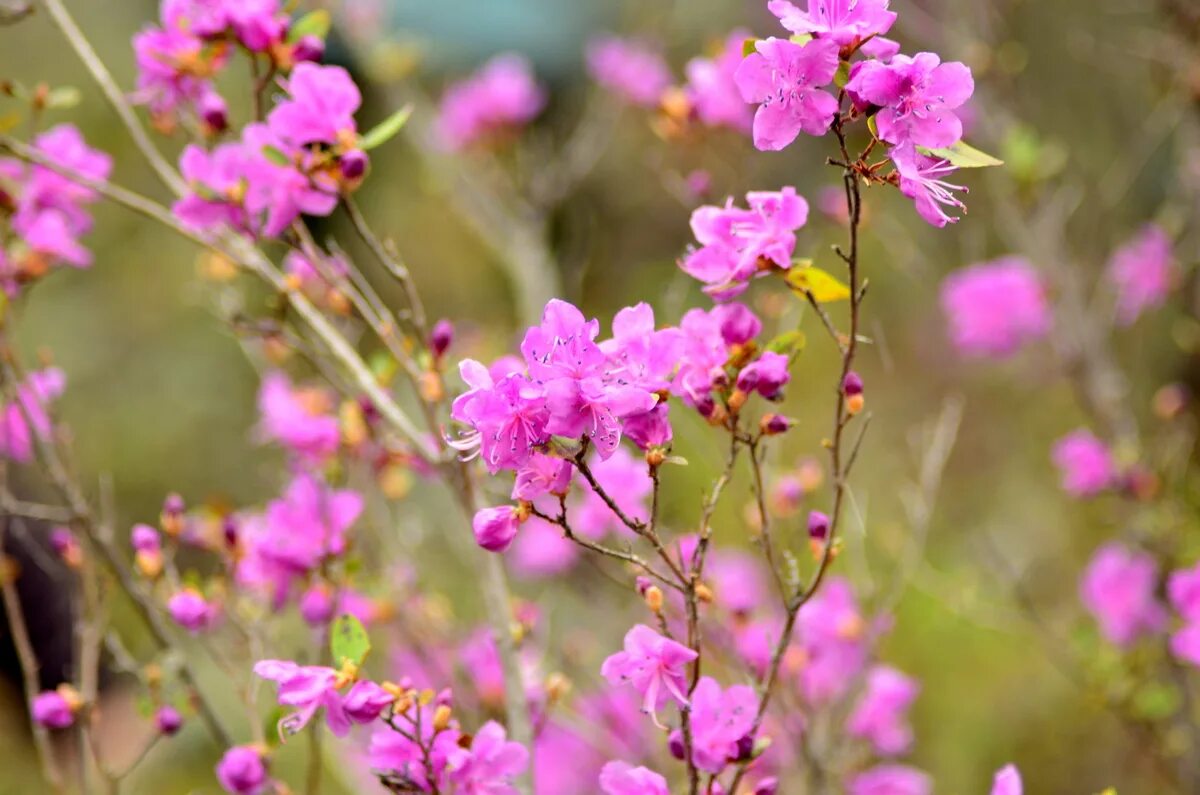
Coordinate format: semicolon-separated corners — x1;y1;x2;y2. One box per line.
643;585;664;613
694;582;714;604
545;672;571;704
419;371;444;403
433;704;453;732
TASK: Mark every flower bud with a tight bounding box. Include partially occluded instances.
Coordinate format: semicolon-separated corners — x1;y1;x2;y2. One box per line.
759;413;794;436
643;585;664;613
31;687;78;730
299;582;335;626
430;319;455;359
695;582;714;604
807;510;829;540
199;91;228;135
340;149;369;183
432;704;453;732
291;34;325;64
727;388;748;414
155;705;183;736
472;506;523;552
754;777;779;795
215;745;269;795
668;729;686;760
222;515;239;548
160;493;185;538
545;672;571;704
49;527;82;569
167;589;214;632
135;549;163;579
842;371;865;415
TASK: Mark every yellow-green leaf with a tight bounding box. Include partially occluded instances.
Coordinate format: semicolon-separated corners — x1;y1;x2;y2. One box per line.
918;140;1004;168
45;86;81;110
785;263;851;303
742;38;758;57
359;104;413;151
330;614;371;666
765;329;806;356
287;9;331;43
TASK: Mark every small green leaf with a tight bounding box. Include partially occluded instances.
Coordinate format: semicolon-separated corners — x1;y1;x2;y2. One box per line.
833;61;851;88
742;38;758;58
663;455;688;467
261;145;291;167
287;9;331;43
546;435;583;458
917;140;1004;168
765;329;806;356
788;33;813;46
330;613;371;666
785;262;851;303
867;115;878;139
1131;681;1180;721
45;86;80;110
358;105;413;151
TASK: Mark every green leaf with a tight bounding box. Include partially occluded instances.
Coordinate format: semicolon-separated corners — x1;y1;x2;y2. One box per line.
785;262;851;303
867;115;878;139
330;613;371;666
788;33;813;46
742;38;758;58
833;61;851;88
917;140;1004;168
358;105;413;151
1131;681;1180;721
261;145;291;167
45;86;80;110
765;329;806;356
287;9;331;43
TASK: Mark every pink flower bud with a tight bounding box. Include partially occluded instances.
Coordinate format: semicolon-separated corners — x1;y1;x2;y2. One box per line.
31;690;74;729
131;523;160;553
155;705;183;736
430;319;455;358
299;583;335;626
340;149;368;181
842;371;864;396
472;506;523;552
291;35;326;65
807;510;829;540
342;680;393;723
199;91;228;134
167;589;214;632
215;745;269;795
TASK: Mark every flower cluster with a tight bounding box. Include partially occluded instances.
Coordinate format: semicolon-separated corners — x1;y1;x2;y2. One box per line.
436;54;546;151
0;126;111;289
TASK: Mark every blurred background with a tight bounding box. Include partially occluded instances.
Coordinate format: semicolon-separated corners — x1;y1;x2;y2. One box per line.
0;0;1198;792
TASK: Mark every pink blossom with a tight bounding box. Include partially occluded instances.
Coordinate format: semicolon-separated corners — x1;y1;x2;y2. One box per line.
708;550;768;614
1168;562;1200;665
510;515;578;577
672;306;733;413
600;302;684;394
512;452;572;501
445;720;529;794
215;745;269;795
0;367;65;462
599;761;670;795
601;624;698;721
846;53;974;149
847;666;919;756
167;589;215;632
241;123;339;236
687;676;757;773
132;12;227;120
890;143;968;227
848;764;933;795
31;690;75;729
685;32;754;132
436;54;546;150
682;187;810;298
735;37;840;151
226;0;286;52
256;371;340;461
1080;543;1166;648
1107;224;1176;325
795;577;869;704
532;721;604;794
736;351;791;399
991;765;1022;795
1051;430;1116;497
587;36;672;107
173;142;253;233
451;361;549;473
368;701;460;790
939;257;1050;357
342;680;394;723
767;0;897;46
253;659;353;737
267;63;362;148
156;705;184;735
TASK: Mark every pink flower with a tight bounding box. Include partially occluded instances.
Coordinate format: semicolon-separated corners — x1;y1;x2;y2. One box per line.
31;690;75;729
735;37;840;150
1107;224;1177;325
512;452;572;501
601;624;698;722
939;257;1050;357
473;505;524;552
173;142;253;233
890;143;968;227
253;659;352;737
736;351;791;399
342;680;394;724
707;550;768;614
846;53;974;149
671;307;733;413
226;0;286;52
451;361;549;473
241;123;339;236
0;367;65;463
511;515;578;577
587;35;672;107
991;765;1022;795
686;676;757;773
1080;543;1165;648
682;187;810;298
599;761;670;795
167;589;215;632
436;54;546;150
685;31;754;133
600;303;685;394
267;63;362;148
1051;430;1116;497
767;0;897;46
215;745;270;795
1168;562;1200;666
368;701;461;790
446;720;529;794
257;371;340;461
795;577;869;704
848;764;932;795
847;666;919;756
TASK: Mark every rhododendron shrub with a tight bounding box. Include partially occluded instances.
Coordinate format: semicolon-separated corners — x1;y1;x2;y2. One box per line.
0;0;1189;793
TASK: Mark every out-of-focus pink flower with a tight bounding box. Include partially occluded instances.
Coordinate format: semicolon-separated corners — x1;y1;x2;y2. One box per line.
599;761;670;795
31;689;76;729
1051;430;1116;497
0;367;65;463
1168;562;1200;666
445;720;529;794
767;0;897;46
1107;224;1176;325
685;32;753;132
939;257;1050;357
253;659;352;737
167;589;216;632
735;37;840;151
1080;543;1166;648
156;705;184;735
586;35;672;107
687;676;757;773
215;745;270;795
368;701;461;790
267;63;362;148
257;371;340;461
991;764;1022;795
601;624;698;722
848;764;933;795
436;54;546;150
795;577;869;704
847;666;919;756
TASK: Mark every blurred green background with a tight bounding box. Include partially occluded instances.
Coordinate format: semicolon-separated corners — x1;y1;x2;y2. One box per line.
0;0;1198;792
